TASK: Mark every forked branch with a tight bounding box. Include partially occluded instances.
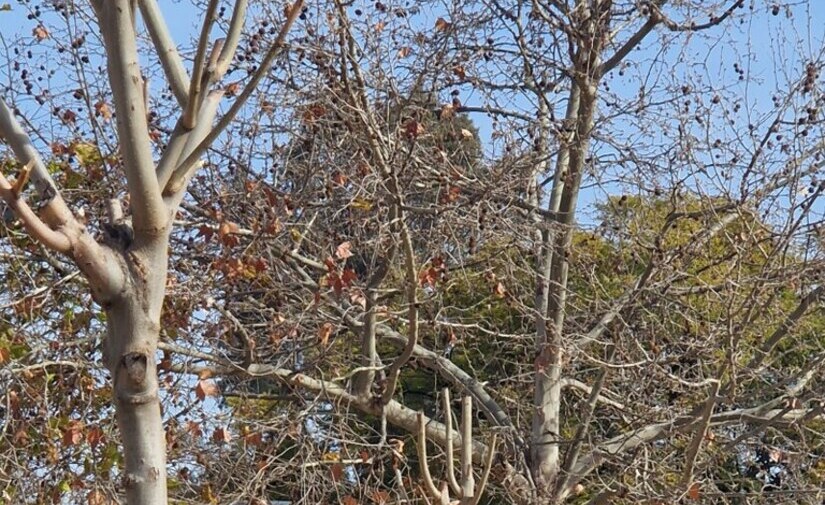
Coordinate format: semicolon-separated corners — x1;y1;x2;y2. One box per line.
0;168;71;253
165;0;304;195
417;392;497;505
183;0;220;128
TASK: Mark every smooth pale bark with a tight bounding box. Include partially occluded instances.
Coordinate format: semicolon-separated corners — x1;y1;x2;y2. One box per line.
531;0;604;491
102;225;170;503
106;296;167;504
531;85;580;490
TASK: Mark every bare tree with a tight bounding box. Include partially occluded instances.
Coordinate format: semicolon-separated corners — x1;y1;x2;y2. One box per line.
2;0;825;504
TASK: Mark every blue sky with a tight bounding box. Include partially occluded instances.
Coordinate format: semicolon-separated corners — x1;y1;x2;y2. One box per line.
1;0;823;229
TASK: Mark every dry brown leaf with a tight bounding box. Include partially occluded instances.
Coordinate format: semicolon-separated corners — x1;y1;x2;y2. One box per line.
94;101;112;120
85;425;105;448
494;281;507;298
336;241;354;259
330;463;344;482
331;172;348;186
32;25;49;40
195;380;220;401
350;290;366;309
62;420;84;447
342;268;357;286
218;221;240;246
318;322;335;346
440;104;456;120
224;82;241;97
371;490;390;504
404;119;425;139
186;421;203;437
244;430;263;446
212;426;232;444
87;490;112;505
687;482;700;500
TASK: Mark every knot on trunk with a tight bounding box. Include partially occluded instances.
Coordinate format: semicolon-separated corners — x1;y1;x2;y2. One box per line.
116;351;158;404
123;352;147;383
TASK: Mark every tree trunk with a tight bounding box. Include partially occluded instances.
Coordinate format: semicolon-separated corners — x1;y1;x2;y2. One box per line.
532;82;599;499
103;239;169;504
531;85;581;492
106;301;167;504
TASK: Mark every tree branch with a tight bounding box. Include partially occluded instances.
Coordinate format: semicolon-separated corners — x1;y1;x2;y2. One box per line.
97;0;166;235
163;352;492;463
680;377;722;490
417;411;446;500
381;174;418;406
213;0;249;78
658;0;745;32
443;389;463;496
0;170;71;252
557;346;615;498
566;396;821;492
182;0;220;129
138;0;190;106
165;0;303;194
162;90;222;210
598;16;658;77
0;98;125;300
745;284;825;373
0;99;76;227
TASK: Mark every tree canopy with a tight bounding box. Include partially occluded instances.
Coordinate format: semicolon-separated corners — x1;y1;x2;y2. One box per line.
1;0;825;504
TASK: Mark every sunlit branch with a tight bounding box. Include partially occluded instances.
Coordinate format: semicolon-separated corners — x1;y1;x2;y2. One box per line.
0;170;71;253
162;90;222;207
183;0;220;129
97;0;166;234
166;0;303;194
213;0;249;78
0;99;77;228
160;342;492;462
138;0;190;107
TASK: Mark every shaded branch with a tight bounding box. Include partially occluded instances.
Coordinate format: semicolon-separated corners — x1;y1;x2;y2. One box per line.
658;0;745;32
567;396;823;492
381;176;418;406
557;347;615;498
598;16;658;77
745;284;825;373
